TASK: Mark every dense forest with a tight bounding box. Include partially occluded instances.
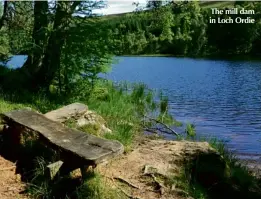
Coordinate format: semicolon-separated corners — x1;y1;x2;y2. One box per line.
103;1;261;57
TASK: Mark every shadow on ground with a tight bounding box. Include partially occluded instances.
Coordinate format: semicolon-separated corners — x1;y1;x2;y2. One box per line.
189;152;261;199
0;127;84;199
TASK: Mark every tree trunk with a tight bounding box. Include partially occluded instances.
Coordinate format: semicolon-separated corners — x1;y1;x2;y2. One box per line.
0;1;9;30
22;1;48;78
26;1;80;91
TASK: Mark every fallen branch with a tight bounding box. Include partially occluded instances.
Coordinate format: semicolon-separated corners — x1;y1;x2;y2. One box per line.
104;175;143;199
144;173;166;195
143;115;179;136
144;127;176;136
118;186;143;199
114;176;140;189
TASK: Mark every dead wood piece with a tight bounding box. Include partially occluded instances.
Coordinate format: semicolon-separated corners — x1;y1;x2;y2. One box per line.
142;166;166;195
114;176;140;189
104;175;143;199
143;115;179;136
150;173;165;195
118;186;143;199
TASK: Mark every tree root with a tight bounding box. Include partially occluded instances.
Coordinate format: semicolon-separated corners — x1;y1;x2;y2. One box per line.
118;186;143;199
114;176;140;189
146;173;166;195
104;175;143;199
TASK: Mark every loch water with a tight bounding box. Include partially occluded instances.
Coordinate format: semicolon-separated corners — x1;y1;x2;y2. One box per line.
103;56;261;162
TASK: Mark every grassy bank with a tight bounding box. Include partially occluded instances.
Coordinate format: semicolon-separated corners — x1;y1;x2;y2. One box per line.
0;80;261;199
0;80;177;198
178;136;261;199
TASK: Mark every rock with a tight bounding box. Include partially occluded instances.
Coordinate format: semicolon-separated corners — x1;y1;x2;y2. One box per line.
143;164;158;175
76;110;112;136
44;103;112;136
44;103;88;123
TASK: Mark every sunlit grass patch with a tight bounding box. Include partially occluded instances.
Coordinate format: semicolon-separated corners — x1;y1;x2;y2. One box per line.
76;171;125;199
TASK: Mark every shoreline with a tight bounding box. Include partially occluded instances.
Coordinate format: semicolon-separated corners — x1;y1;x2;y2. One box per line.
119;54;261;62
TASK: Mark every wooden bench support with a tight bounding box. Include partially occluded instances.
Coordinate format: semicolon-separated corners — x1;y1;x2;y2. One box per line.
46;160;64;180
80;165;89;180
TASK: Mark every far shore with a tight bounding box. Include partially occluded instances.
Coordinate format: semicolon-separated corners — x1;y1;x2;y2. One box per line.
120;54;261;62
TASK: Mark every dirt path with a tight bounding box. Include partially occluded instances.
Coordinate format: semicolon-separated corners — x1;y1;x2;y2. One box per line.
0;156;26;199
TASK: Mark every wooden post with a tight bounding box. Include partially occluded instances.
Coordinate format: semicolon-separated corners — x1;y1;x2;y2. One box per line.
80;165;89;180
46;160;64;180
11;125;23;146
80;164;97;180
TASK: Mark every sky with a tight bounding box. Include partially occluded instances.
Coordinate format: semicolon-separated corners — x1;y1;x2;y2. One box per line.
0;0;147;16
93;0;147;15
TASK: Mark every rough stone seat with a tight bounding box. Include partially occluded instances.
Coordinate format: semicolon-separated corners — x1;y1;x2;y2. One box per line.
1;108;124;179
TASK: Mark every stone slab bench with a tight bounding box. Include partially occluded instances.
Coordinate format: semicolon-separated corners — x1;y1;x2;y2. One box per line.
1;106;124;179
44;102;88;123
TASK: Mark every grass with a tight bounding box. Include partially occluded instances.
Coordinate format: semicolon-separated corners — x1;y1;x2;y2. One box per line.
76;171;126;199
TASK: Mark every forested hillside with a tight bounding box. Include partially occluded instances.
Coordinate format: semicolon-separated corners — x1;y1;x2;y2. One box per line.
103;1;261;57
1;1;261;62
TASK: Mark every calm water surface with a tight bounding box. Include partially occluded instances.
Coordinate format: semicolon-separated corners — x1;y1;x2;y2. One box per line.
104;57;261;161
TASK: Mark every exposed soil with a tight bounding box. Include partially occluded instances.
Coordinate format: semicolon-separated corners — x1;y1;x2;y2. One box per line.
97;137;216;199
0;135;260;199
0;156;26;199
0;137;214;199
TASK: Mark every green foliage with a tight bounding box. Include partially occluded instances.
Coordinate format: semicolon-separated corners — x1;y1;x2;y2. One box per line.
185;123;196;138
0;28;10;61
78;124;102;137
54;16;113;95
167;170;208;199
86;80;179;149
206;2;261;55
103;1;261;57
4;2;33;55
76;172;124;199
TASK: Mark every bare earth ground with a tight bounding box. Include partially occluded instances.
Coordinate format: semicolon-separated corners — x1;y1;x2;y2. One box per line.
1;137;260;199
97;138;215;199
0;138;210;199
0;156;26;199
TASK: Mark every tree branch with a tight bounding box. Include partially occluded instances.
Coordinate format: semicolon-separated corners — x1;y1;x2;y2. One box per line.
143;115;179;136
